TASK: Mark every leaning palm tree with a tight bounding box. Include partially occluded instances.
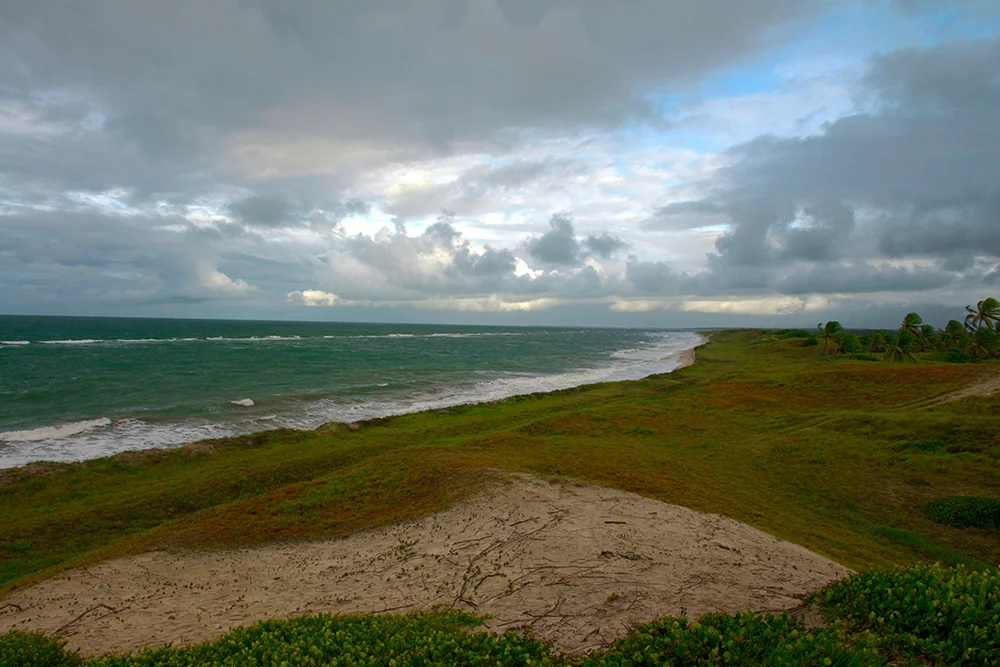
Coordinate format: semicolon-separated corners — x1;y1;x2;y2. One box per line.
817;321;844;355
964;297;1000;332
940;319;967;349
965;326;999;362
919;324;938;351
868;331;888;353
899;312;923;338
884;329;917;363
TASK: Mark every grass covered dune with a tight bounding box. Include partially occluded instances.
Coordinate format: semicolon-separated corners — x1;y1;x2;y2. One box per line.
2;330;1000;665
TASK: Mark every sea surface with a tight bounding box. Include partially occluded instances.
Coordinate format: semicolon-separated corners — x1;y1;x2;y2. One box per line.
0;316;701;468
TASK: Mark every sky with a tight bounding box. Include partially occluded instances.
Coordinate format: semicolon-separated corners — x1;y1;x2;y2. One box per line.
1;0;999;328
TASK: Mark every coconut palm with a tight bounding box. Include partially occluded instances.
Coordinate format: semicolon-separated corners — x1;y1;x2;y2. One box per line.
868;331;888;353
899;312;923;338
964;297;1000;332
817;321;844;355
919;324;938;351
965;326;999;362
940;319;967;349
884;329;917;363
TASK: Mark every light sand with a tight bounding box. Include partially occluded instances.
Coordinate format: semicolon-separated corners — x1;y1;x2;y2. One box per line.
0;473;849;655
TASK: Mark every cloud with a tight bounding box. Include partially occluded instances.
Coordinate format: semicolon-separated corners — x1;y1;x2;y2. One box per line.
525;212;626;265
287;289;339;306
194;264;257;296
3;2;1000;325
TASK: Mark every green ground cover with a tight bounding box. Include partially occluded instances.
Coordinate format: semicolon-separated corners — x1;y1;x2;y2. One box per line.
2;329;999;665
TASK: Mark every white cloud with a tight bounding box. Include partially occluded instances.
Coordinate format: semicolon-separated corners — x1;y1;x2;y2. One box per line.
287;289;340;307
195;264;256;296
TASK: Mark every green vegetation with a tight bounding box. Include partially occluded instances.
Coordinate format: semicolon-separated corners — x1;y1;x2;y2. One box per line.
814;296;1000;363
815;563;1000;665
924;496;1000;529
2;304;1000;665
581;612;883;667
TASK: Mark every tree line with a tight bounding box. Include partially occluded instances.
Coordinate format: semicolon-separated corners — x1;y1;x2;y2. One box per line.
810;297;1000;363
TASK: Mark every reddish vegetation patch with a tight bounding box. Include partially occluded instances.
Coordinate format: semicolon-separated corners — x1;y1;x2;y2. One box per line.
687;382;804;412
799;365;987;407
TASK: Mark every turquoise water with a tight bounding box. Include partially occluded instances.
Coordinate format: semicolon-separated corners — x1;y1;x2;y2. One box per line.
0;316;700;468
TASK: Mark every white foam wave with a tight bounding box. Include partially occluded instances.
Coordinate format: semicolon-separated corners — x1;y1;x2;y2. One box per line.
39;339;101;345
205;335;301;342
231;398;255;407
1;417;112;443
1;340;30;346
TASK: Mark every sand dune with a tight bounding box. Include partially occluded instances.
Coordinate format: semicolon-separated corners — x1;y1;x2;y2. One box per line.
0;473;849;655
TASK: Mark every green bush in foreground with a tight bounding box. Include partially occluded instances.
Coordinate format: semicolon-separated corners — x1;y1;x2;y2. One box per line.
86;611;560;667
581;612;883;667
924;496;1000;529
0;630;82;667
0;610;883;667
815;563;1000;665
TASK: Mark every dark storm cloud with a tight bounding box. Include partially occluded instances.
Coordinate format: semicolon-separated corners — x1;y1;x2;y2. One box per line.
583;232;628;259
666;33;1000;303
524;213;626;265
642;201;727;231
0;0;817;163
525;213;579;264
776;263;954;295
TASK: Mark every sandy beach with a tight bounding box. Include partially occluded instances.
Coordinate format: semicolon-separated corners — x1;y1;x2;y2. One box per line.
0;472;848;656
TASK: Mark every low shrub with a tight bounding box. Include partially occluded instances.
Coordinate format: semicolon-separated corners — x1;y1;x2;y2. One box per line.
803;335;820;347
815;563;1000;665
837;353;878;362
0;630;82;667
780;329;812;339
923;496;1000;529
2;613;562;667
899;439;946;453
946;348;972;364
581;612;884;667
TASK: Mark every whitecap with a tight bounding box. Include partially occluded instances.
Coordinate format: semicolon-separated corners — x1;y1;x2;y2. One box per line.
0;417;112;442
1;340;30;346
231;398;255;407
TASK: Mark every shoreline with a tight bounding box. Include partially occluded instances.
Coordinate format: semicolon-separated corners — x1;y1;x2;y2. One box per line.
0;334;707;474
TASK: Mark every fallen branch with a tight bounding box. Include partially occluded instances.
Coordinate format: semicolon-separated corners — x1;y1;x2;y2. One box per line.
56;603;130;634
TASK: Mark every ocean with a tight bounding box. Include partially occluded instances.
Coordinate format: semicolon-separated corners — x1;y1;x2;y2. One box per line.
0;316;701;469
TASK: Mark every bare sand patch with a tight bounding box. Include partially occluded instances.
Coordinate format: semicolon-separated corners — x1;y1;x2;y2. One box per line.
922;367;1000;407
0;473;849;655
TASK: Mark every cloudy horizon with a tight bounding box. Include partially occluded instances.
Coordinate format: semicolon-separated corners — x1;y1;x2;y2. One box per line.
2;1;998;328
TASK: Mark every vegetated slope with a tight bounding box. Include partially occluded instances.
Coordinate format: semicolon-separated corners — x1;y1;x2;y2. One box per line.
2;330;998;597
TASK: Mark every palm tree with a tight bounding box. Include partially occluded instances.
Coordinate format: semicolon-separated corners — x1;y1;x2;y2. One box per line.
965;326;999;362
868;331;887;353
899;312;923;337
884;329;917;363
919;324;938;351
940;319;967;349
964;298;1000;332
817;321;844;355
